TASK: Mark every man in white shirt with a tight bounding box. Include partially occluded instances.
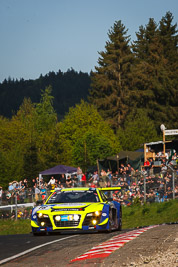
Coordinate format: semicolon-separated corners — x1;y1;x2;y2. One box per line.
48;176;56;190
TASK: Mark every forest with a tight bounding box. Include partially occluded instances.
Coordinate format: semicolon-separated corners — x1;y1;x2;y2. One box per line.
0;11;177;188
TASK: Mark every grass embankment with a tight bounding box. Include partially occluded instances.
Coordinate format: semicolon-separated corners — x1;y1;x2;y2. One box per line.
122;199;178;229
0;219;31;235
0;199;178;235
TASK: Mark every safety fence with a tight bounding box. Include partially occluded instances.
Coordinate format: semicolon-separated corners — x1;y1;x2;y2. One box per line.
0;167;177;219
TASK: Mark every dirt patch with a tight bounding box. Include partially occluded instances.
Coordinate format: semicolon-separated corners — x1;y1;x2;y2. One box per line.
102;224;178;267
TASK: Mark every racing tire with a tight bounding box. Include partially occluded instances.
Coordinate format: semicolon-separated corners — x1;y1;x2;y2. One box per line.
106;209;112;233
106;220;112;233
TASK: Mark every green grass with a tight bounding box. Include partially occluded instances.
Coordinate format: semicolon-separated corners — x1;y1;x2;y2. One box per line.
0;219;31;235
122;199;178;229
0;199;177;235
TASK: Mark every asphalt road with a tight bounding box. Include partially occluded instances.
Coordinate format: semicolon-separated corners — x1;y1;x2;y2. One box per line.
0;229;129;265
1;225;177;266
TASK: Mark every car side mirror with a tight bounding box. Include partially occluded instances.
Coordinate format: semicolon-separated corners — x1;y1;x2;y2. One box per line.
107;197;113;202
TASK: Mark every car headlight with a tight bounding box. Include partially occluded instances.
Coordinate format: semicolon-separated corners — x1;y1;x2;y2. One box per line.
92;219;97;225
55;215;61;221
74;214;80;221
38;212;43;218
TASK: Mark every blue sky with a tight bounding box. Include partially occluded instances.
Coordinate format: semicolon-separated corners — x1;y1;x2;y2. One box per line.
0;0;177;82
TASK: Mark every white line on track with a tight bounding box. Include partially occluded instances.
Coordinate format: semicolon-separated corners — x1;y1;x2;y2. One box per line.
0;235;79;265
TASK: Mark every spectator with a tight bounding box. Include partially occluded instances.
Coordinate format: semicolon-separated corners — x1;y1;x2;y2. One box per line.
48;176;56;190
34;186;40;201
77;166;82;185
81;173;87;187
144;159;150;176
92;171;99;186
6;191;11;204
100;169;107;187
28;188;33;203
72;174;79;187
32;179;36;189
40;185;47;200
66;176;72;188
60;174;66;186
23;209;29;219
0;186;2;205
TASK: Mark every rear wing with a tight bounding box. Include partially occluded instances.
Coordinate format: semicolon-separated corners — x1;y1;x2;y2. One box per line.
99;187;121;191
98;187;121;201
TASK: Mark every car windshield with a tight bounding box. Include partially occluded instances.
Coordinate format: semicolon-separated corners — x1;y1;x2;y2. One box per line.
46;190;99;204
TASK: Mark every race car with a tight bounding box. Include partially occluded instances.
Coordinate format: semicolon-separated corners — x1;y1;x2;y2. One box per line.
31;187;122;235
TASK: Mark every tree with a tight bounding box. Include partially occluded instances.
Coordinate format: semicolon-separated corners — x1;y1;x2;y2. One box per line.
72;131;115;171
23;142;40;182
159;12;178;128
117;109;159;151
131;16;178;129
159;11;178;65
89;20;134;131
58;100;121;167
35;85;57;133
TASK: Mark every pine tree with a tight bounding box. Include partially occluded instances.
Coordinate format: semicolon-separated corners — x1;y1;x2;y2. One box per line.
89;20;134;131
117;109;159;151
131;17;178;129
159;11;178;128
159;12;178;65
35;85;57;133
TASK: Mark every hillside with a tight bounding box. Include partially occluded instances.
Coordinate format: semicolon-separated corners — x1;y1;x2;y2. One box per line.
0;69;91;119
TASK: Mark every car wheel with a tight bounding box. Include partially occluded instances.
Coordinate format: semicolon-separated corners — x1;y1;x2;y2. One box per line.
106;209;112;233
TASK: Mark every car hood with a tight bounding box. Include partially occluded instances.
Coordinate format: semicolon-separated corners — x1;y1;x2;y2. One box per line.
32;202;104;215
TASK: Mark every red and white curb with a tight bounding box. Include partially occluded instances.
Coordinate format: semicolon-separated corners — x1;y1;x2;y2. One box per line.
70;225;158;262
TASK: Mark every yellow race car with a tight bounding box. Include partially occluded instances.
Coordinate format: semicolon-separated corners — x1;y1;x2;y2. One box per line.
31;187;122;235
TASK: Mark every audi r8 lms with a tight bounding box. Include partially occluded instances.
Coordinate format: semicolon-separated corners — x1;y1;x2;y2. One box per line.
31;187;122;235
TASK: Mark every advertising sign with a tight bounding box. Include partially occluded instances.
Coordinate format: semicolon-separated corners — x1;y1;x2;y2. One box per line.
165;129;178;136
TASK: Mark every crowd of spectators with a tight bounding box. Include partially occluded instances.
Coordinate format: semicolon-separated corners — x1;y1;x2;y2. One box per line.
0;151;177;216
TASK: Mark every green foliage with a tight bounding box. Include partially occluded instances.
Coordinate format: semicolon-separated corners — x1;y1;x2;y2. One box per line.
117;109;159;151
131;13;178;130
23;142;40;181
142;207;150;215
72;131;115;171
131;196;142;206
0;88;59;188
59;100;121;170
0;69;90;119
89;20;134;130
35;86;57;133
157;201;173;213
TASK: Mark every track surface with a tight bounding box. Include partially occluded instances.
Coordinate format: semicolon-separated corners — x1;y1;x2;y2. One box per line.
0;229;129;265
1;225;177;266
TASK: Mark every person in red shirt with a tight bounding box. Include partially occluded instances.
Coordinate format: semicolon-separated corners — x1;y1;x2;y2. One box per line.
81;173;86;187
144;160;150;176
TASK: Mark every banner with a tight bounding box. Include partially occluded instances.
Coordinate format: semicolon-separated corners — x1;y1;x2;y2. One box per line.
165;129;178;136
